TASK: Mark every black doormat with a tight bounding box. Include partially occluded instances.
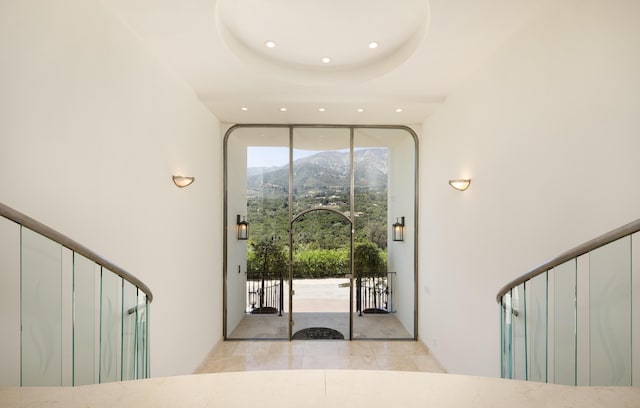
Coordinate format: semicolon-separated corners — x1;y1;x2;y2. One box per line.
362;308;389;314
292;327;345;340
250;307;278;314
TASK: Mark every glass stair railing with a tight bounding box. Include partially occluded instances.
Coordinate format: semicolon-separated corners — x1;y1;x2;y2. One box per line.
498;219;640;385
0;202;152;386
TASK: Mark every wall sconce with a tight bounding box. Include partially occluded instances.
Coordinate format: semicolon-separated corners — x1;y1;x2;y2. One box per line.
449;179;471;191
237;215;249;240
172;175;195;188
392;217;405;242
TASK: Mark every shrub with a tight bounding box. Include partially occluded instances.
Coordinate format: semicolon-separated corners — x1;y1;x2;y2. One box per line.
293;248;350;278
354;241;386;277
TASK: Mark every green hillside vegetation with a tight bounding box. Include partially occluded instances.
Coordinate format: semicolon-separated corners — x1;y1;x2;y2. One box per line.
248;241;387;280
246;148;389;279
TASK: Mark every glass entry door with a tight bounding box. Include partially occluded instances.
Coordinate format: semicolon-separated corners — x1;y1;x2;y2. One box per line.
289;127;352;339
290;210;352;340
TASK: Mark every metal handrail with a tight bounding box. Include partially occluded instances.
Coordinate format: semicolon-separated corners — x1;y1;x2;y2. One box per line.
0;201;153;302
496;218;640;302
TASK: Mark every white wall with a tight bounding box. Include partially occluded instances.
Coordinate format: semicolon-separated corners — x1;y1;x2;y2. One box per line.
419;0;640;376
0;0;222;377
225;131;249;334
387;132;416;335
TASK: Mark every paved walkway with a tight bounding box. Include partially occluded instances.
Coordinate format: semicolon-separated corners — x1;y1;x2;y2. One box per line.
249;278;379;312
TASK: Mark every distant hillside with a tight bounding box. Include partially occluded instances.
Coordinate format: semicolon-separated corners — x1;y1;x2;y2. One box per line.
247;148;388;196
247;166;279;178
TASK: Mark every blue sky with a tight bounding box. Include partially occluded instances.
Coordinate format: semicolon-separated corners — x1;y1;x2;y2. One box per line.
247;147;322;168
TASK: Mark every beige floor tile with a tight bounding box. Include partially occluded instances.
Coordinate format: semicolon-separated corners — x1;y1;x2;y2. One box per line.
413;354;447;373
368;341;420;356
344;354;378;370
262;355;305;370
195;355;250;373
374;354;420;371
232;340;273;356
303;340;350;357
268;340;306;356
208;340;239;356
302;356;347;370
346;341;374;357
196;339;446;375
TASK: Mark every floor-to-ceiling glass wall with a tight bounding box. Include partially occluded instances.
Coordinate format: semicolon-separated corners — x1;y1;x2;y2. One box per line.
226;126;290;339
290;127;352;339
352;128;415;339
224;125;417;340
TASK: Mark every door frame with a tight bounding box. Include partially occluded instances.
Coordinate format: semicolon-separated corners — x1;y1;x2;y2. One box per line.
222;124;419;341
289;208;354;340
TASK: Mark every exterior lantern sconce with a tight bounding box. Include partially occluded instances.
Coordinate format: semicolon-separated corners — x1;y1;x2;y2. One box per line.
449;179;471;191
392;217;405;242
237;215;249;240
172;175;195;188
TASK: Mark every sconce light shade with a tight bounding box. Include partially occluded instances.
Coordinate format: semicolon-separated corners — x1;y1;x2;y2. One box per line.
449;179;471;191
173;175;195;188
237;215;249;240
392;216;405;242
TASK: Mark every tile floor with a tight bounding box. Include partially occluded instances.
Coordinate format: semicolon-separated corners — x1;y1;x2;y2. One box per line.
194;340;446;374
228;312;412;339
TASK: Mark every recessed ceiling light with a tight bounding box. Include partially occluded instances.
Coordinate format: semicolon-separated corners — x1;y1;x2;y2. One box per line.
241;106;248;111
395;108;403;113
368;41;379;49
280;107;287;112
357;108;364;113
321;57;331;64
265;40;276;48
318;108;326;112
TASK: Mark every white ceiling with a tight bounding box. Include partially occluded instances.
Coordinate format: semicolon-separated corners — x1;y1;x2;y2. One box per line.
103;0;550;125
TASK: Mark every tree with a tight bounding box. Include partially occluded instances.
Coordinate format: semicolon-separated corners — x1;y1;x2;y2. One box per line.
354;241;386;276
247;237;288;281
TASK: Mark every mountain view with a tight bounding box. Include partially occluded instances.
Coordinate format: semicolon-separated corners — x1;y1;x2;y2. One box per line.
247;148;388;197
246;148;389;250
246;148;389;279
